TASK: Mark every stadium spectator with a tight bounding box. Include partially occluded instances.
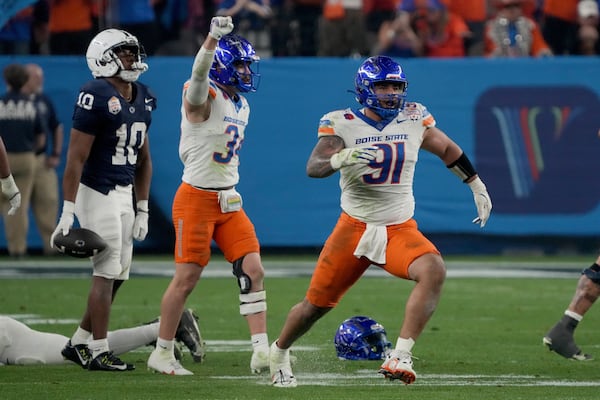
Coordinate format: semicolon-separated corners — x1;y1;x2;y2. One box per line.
0;63;44;259
398;0;470;58
443;0;489;56
0;311;203;366
484;0;552;58
364;0;397;55
269;55;492;387
103;0;162;56
48;0;95;55
0;5;36;55
569;0;600;55
317;0;370;57
542;254;600;361
50;28;155;372
540;0;579;55
147;17;270;376
215;0;273;54
21;63;63;256
374;10;423;57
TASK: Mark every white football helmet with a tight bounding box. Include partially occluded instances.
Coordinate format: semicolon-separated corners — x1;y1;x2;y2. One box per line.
86;29;148;82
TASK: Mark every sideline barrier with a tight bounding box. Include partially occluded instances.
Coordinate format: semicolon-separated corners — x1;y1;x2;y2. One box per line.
1;56;599;252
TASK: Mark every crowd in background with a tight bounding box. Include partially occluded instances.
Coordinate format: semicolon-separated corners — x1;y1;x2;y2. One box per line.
1;0;599;58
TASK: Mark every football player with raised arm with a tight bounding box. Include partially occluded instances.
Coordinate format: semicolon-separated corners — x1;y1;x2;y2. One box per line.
49;29;155;371
147;16;269;376
269;56;492;387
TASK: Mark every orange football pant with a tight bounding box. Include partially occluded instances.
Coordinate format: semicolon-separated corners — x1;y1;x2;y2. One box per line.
306;212;440;308
172;182;260;266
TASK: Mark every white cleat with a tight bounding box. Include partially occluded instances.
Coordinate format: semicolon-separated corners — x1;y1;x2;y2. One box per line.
250;347;269;374
378;349;416;384
147;348;193;376
269;341;297;388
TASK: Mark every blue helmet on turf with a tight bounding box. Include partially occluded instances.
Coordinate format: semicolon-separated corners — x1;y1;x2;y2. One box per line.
210;34;260;93
334;316;392;360
354;56;408;120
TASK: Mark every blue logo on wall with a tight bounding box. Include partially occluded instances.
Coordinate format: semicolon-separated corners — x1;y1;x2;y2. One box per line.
475;86;600;214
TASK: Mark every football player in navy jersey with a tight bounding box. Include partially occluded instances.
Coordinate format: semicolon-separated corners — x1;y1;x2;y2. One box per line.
50;29;155;372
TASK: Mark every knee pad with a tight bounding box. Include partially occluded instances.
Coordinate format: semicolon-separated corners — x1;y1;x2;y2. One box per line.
239;290;267;316
232;257;251;294
582;263;600;285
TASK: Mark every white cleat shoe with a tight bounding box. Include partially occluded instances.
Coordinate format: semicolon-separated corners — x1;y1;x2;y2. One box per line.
378;349;416;384
147;348;193;376
250;346;269;374
269;341;297;388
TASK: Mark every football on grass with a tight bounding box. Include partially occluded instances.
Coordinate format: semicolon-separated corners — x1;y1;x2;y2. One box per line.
53;228;107;258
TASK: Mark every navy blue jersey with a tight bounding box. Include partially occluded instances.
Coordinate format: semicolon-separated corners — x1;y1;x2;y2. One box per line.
0;91;43;153
32;92;61;155
72;79;157;194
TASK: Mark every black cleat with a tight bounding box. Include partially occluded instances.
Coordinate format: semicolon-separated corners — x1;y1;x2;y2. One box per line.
543;315;592;361
61;340;92;369
176;309;206;363
88;351;135;371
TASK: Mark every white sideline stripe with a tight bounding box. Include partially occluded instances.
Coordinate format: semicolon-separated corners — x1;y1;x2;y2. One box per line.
0;259;585;279
213;371;600;387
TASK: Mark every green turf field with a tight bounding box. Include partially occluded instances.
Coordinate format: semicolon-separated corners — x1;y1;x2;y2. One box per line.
1;269;599;399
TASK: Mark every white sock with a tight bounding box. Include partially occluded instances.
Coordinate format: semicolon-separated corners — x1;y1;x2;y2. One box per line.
565;310;583;321
395;337;415;353
156;337;175;351
88;338;109;359
251;333;269;352
107;322;159;355
71;326;91;346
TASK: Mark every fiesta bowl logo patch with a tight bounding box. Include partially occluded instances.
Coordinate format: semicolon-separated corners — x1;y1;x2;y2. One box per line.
474;86;600;214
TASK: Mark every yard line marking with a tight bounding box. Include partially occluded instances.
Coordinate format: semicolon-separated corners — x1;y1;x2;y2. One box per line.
212;371;600;387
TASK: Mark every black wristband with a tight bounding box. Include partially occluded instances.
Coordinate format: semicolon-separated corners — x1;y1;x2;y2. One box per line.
447;153;477;182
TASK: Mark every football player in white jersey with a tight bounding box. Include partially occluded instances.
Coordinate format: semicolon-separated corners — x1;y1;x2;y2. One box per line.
269;56;492;387
50;29;155;371
147;17;269;376
0;311;203;366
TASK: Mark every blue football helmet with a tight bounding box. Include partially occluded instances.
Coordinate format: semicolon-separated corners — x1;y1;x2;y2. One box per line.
334;316;392;360
354;56;408;120
210;34;260;93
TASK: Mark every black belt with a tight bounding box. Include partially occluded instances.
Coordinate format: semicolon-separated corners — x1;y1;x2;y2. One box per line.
193;185;234;191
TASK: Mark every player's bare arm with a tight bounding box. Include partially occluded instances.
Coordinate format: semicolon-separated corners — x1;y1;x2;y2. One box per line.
306;135;345;178
134;138;152;202
62;129;94;202
421;126;464;167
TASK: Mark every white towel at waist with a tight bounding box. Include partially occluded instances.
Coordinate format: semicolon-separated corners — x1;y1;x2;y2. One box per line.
353;224;387;264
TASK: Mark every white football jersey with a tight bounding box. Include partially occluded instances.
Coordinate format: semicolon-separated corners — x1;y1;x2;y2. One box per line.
317;102;436;225
179;81;250;188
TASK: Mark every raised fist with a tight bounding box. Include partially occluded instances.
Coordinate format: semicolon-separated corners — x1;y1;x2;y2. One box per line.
209;16;234;40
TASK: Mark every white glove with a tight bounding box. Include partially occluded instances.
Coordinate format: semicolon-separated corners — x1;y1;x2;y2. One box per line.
330;147;379;170
133;200;149;241
209;16;234;40
50;201;75;248
468;177;492;228
0;174;20;216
